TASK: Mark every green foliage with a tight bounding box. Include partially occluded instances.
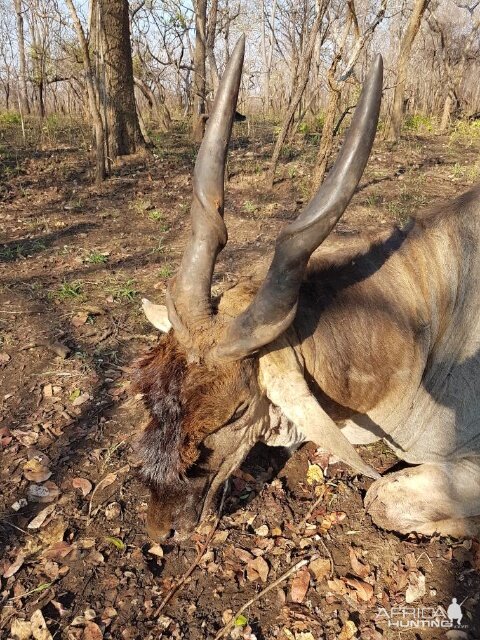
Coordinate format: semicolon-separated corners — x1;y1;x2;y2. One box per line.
157;264;173;278
450;161;480;183
110;279;137;302
243;200;258;213
288;165;297;179
386;187;427;224
404;114;435;133
105;536;125;550
148;209;169;230
450;119;480;142
57;280;84;300
148;208;163;222
280;145;296;160
131;197;152;214
0;111;22;125
297;121;310;135
85;250;108;264
364;193;383;207
0;240;46;261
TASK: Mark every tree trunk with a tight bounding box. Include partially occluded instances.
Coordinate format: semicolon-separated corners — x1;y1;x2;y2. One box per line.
311;84;341;186
192;0;207;142
266;0;327;187
206;0;219;93
440;89;454;132
386;0;430;143
65;0;106;183
13;0;30;115
134;77;172;132
98;0;145;158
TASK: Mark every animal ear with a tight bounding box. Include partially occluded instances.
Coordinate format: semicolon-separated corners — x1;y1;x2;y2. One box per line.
142;298;172;333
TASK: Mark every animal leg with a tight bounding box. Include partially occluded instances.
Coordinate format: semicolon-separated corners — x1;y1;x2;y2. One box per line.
365;457;480;537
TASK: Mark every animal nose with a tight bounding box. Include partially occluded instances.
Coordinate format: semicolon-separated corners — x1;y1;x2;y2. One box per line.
146;513;174;542
147;524;174;543
159;529;175;543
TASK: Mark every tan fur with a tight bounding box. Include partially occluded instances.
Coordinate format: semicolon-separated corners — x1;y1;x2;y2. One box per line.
136;184;480;540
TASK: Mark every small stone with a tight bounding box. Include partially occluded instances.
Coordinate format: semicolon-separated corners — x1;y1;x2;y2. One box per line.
105;502;121;521
254;524;269;537
11;498;28;511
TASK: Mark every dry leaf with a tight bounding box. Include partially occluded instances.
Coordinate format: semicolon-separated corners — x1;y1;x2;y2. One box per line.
212;530;229;544
83;622;103;640
72;477;93;497
27;449;50;466
0;352;11;365
23;459;52;483
10;618;32;639
349;547;371;578
290;566;310;603
72;312;89;327
338;620;357;640
43;384;53;398
247;556;269;583
234;548;254;563
222;610;233;625
42;541;74;560
404;552;417;571
72;393;90;407
11;429;39;446
88;472;118;515
105;502;121;520
405;572;426;603
345;577;374;602
148;544;164;558
254;524;269;537
51;601;68;618
3;552;25;578
306;463;323;485
308;557;330;581
30;609;53;640
327;578;348;595
28;482;60;503
1;427;12;447
319;511;346;532
28;505;56;530
42;560;60;580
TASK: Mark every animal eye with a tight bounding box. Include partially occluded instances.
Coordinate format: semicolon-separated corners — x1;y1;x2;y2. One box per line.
226;402;248;425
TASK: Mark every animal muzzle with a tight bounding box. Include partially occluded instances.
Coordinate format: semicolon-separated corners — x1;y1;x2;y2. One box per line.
145;475;214;542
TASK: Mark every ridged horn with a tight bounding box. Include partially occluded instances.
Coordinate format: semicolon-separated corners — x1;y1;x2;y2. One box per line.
214;54;383;361
168;36;245;329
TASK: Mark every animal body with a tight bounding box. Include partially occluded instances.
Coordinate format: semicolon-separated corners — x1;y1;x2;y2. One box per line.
134;36;480;542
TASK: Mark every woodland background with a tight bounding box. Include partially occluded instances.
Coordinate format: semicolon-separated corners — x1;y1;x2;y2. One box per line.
2;0;480;183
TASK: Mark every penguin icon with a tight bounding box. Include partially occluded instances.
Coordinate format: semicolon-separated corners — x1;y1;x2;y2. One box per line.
447;598;463;625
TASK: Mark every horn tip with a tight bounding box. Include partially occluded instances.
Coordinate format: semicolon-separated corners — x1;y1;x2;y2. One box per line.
372;53;384;73
234;34;246;56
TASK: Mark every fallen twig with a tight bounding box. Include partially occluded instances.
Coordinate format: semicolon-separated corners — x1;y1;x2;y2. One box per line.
298;486;325;530
154;482;229;617
213;553;320;640
19;341;70;358
317;538;335;578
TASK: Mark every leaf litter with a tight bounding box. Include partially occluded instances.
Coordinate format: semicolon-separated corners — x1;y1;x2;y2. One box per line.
2;136;480;639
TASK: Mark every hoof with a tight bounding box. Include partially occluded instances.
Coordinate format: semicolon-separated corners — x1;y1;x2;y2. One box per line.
365;467;480;537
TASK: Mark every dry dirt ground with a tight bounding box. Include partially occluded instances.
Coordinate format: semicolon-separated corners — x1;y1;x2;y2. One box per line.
1;118;480;640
